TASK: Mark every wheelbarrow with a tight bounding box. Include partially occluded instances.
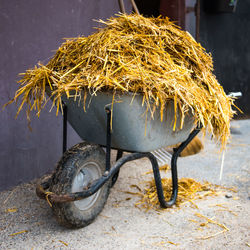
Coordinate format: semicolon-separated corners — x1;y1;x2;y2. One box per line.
36;90;202;228
35;0;242;228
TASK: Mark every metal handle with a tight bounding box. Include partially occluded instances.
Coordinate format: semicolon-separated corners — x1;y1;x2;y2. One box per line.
228;92;242;98
118;0;140;14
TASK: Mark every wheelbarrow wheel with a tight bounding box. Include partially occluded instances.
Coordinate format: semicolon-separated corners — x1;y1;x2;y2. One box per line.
50;142;110;228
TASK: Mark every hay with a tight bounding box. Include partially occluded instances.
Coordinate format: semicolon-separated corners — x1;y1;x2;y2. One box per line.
7;13;236;147
194;213;229;240
135;177;218;210
9;230;28;237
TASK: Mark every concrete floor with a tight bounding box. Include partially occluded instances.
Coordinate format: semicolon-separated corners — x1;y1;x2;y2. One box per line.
0;119;249;249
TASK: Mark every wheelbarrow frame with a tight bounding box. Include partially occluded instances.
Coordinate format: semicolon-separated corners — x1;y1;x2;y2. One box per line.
36;104;202;208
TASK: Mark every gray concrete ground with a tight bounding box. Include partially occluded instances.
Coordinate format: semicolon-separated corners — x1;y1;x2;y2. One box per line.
0;119;249;249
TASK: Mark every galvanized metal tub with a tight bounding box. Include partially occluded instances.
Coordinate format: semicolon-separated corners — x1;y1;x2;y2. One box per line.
61;91;195;152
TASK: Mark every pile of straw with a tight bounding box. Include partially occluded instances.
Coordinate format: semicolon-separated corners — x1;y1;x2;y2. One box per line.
8;14;236;146
135;177;218;210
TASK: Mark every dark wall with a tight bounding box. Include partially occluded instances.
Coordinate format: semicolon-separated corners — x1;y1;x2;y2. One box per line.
0;0;131;191
200;0;250;117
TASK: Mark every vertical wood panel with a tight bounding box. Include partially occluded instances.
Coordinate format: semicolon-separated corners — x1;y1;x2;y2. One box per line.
159;0;186;29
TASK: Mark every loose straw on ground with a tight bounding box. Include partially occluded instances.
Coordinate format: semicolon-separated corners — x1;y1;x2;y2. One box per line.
9;230;28;236
134;177;219;210
195;212;229;240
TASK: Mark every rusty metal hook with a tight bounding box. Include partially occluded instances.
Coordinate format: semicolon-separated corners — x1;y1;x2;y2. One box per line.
118;0;140;14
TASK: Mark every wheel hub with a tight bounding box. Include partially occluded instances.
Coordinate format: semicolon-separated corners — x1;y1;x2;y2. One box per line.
71;161;102;211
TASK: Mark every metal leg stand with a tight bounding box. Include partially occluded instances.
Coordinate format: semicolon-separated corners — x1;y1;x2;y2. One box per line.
111;150;123;187
152;125;202;208
62;103;68;154
105;106;123;186
105;107;112;172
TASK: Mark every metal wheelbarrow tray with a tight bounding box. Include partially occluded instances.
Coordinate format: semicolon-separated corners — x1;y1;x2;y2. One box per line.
36;91;202;228
63;91;195;152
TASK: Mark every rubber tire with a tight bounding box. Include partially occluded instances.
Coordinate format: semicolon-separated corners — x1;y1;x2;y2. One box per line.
50;142;110;228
